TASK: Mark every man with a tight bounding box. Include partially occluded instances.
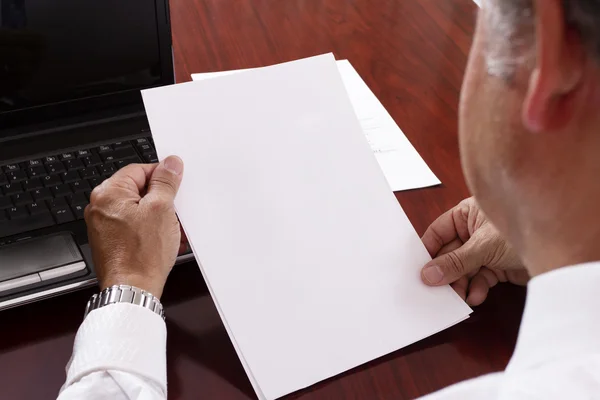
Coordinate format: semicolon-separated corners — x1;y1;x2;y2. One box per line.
58;0;600;398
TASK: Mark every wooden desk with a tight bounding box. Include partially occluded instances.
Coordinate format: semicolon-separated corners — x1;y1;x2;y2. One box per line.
0;0;527;399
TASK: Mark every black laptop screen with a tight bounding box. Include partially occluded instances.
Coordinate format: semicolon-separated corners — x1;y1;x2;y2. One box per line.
0;0;170;129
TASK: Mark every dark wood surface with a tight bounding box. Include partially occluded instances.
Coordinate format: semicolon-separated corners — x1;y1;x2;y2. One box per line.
0;0;528;399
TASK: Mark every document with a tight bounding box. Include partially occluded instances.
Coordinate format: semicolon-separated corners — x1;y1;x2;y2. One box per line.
143;54;471;400
192;60;441;192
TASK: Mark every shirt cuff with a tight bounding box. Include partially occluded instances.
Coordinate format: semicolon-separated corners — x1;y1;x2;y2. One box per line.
64;302;167;393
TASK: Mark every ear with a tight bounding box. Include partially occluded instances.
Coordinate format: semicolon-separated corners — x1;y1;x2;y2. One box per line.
522;0;586;133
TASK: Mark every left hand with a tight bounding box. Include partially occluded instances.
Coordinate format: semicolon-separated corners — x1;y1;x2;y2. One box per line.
85;156;184;298
420;197;529;306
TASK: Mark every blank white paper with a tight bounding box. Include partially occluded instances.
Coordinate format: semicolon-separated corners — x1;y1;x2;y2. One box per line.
143;54;471;400
192;60;441;192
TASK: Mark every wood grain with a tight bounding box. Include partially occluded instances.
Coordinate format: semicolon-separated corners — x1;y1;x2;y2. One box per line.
0;1;527;399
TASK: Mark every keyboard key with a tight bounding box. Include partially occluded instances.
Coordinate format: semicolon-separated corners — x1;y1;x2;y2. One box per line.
7;170;27;183
137;144;154;155
0;209;6;221
52;207;75;224
133;138;148;145
71;180;91;193
71;204;86;220
113;141;132;149
84;190;92;201
50;184;72;197
44;156;58;163
77;149;91;157
25;159;42;167
27;201;49;215
23;178;44;191
47;197;67;210
42;174;62;187
101;147;137;162
99;163;116;176
59;153;74;160
2;183;23;195
7;206;28;219
63;158;84;170
0;196;12;209
11;192;33;206
87;177;105;189
80;166;99;179
27;165;47;178
114;157;139;169
3;164;19;172
0;212;54;238
98;145;113;153
0;174;7;186
67;192;88;206
60;170;80;183
31;188;53;202
143;153;159;163
83;154;102;167
46;161;65;174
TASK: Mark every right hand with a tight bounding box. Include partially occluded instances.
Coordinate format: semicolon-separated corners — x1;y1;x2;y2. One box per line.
420;197;529;306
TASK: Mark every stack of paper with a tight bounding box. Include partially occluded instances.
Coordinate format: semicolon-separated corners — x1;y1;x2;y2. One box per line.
191;60;441;192
142;54;471;400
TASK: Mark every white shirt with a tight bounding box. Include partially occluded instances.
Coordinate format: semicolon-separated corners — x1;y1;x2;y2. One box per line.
58;262;600;399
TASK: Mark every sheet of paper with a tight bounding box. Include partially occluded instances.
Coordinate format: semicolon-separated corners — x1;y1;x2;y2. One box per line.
192;60;441;192
143;53;471;400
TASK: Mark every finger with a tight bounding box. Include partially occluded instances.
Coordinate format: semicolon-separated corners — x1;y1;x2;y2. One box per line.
466;268;497;306
421;235;486;286
450;276;469;301
421;201;471;258
90;163;158;205
466;267;498;306
107;163;159;193
436;238;463;257
465;275;489;306
144;156;184;204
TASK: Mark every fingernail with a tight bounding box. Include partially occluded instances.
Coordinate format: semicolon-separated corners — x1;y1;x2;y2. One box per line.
163;156;183;175
423;265;444;284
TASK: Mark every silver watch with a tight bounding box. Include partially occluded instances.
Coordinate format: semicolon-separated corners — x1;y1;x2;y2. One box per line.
84;284;165;320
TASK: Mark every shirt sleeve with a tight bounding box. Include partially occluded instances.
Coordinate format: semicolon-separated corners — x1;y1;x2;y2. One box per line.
58;302;167;400
418;262;600;399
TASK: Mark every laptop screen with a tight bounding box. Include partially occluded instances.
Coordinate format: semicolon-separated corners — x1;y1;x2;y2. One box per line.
0;0;172;132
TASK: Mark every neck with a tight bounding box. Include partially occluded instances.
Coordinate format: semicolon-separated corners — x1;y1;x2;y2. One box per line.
517;212;600;277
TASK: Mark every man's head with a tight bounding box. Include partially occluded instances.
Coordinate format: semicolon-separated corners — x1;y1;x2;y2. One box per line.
460;0;600;275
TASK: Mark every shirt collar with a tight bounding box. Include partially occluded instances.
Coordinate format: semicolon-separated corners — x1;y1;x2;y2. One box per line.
507;261;600;371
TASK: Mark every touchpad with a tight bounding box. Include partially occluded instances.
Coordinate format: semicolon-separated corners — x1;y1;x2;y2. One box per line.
0;233;83;282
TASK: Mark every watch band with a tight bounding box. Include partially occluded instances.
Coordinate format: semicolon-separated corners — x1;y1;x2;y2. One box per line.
84;284;165;320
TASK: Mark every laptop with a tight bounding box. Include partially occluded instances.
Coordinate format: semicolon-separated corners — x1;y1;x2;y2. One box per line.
0;0;193;310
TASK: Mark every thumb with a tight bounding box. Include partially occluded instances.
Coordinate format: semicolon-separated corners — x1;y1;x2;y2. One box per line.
146;156;184;203
421;237;486;286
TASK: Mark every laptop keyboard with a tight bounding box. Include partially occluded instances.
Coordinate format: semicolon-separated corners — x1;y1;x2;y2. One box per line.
0;137;158;239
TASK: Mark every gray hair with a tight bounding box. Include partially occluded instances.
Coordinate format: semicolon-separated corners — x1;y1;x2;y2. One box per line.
485;0;600;77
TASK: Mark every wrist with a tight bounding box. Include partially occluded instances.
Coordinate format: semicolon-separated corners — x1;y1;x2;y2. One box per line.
99;273;165;299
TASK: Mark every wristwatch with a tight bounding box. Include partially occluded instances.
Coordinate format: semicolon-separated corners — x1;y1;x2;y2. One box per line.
84;284;165;320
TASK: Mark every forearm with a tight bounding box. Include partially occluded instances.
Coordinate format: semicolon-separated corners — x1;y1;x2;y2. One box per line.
58;370;165;400
58;303;167;400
